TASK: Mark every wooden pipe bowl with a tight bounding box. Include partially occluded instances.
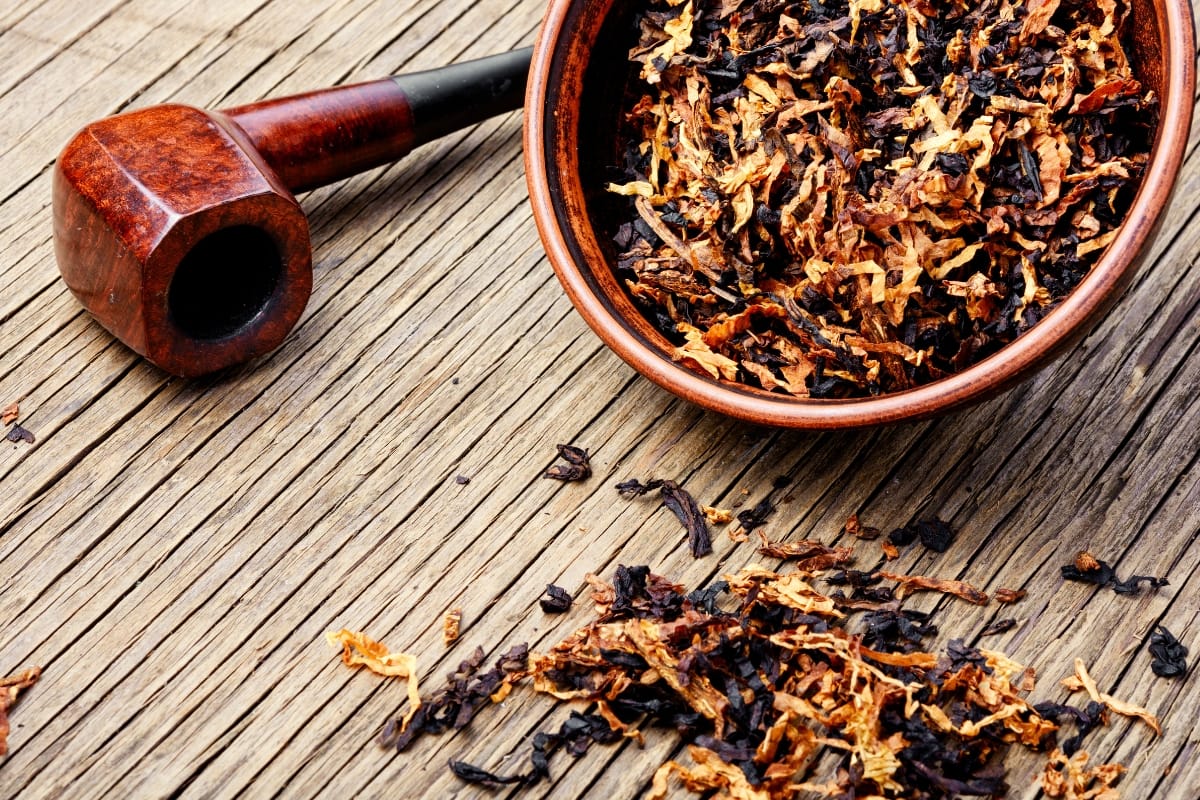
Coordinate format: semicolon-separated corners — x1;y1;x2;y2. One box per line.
54;104;313;377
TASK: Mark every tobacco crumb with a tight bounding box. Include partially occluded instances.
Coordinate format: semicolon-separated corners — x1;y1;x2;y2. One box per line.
443;609;462;646
757;533;853;571
734;496;774;533
701;505;732;524
615;477;663;496
448;760;523;787
995;588;1028;604
881;540;900;560
1061;554;1168;596
888;517;956;553
0;666;40;756
543;445;592;482
1035;700;1108;756
879;570;989;604
1148;625;1188;679
539;584;573;614
607;0;1155;397
429;565;1144;795
1;402;17;426
6;424;34;445
454;475;470;485
916;518;957;552
844;513;880;540
980;618;1018;636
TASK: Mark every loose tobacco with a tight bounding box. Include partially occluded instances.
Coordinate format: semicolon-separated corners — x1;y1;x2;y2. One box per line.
358;562;1157;798
607;0;1156;396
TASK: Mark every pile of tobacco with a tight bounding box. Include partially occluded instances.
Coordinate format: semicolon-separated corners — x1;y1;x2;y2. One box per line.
606;0;1157;396
343;561;1160;798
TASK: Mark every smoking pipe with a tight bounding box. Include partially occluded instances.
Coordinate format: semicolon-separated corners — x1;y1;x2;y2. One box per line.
53;48;531;377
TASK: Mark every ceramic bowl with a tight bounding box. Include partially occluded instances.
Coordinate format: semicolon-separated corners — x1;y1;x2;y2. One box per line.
525;0;1196;428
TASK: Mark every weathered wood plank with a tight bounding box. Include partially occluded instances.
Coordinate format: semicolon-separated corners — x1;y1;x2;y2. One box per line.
1;0;1199;798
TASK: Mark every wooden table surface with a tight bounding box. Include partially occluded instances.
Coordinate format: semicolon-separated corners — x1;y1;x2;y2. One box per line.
2;1;1199;797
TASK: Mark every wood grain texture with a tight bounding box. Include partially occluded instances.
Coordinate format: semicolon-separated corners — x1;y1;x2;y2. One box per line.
2;1;1200;798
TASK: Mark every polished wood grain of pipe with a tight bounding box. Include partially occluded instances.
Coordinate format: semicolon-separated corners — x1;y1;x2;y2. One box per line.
53;49;531;377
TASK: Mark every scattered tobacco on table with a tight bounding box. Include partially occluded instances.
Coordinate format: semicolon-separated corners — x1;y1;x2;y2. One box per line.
606;0;1156;396
995;587;1027;604
543;445;592;482
0;666;40;756
1034;699;1108;756
1147;625;1188;679
454;474;470;485
1;402;17;426
539;584;574;614
1062;657;1160;735
345;559;1160;798
1061;551;1169;595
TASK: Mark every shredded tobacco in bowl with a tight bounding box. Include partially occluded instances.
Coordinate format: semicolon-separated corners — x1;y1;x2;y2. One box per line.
606;0;1157;396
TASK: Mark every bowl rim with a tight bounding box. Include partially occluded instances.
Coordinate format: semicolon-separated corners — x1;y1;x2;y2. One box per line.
524;0;1197;428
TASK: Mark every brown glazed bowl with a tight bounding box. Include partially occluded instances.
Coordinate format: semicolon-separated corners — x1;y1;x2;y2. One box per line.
525;0;1196;428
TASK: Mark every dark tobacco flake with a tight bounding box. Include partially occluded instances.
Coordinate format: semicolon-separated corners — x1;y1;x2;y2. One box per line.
916;519;956;553
1061;553;1168;596
539;584;573;614
363;555;1155;799
1034;700;1107;756
735;497;774;533
887;525;918;547
887;518;956;553
844;513;880;540
448;709;623;787
1148;625;1188;679
454;475;470;485
980;618;1018;636
447;760;524;786
543;445;592;482
6;423;34;445
661;481;712;558
619;478;712;558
